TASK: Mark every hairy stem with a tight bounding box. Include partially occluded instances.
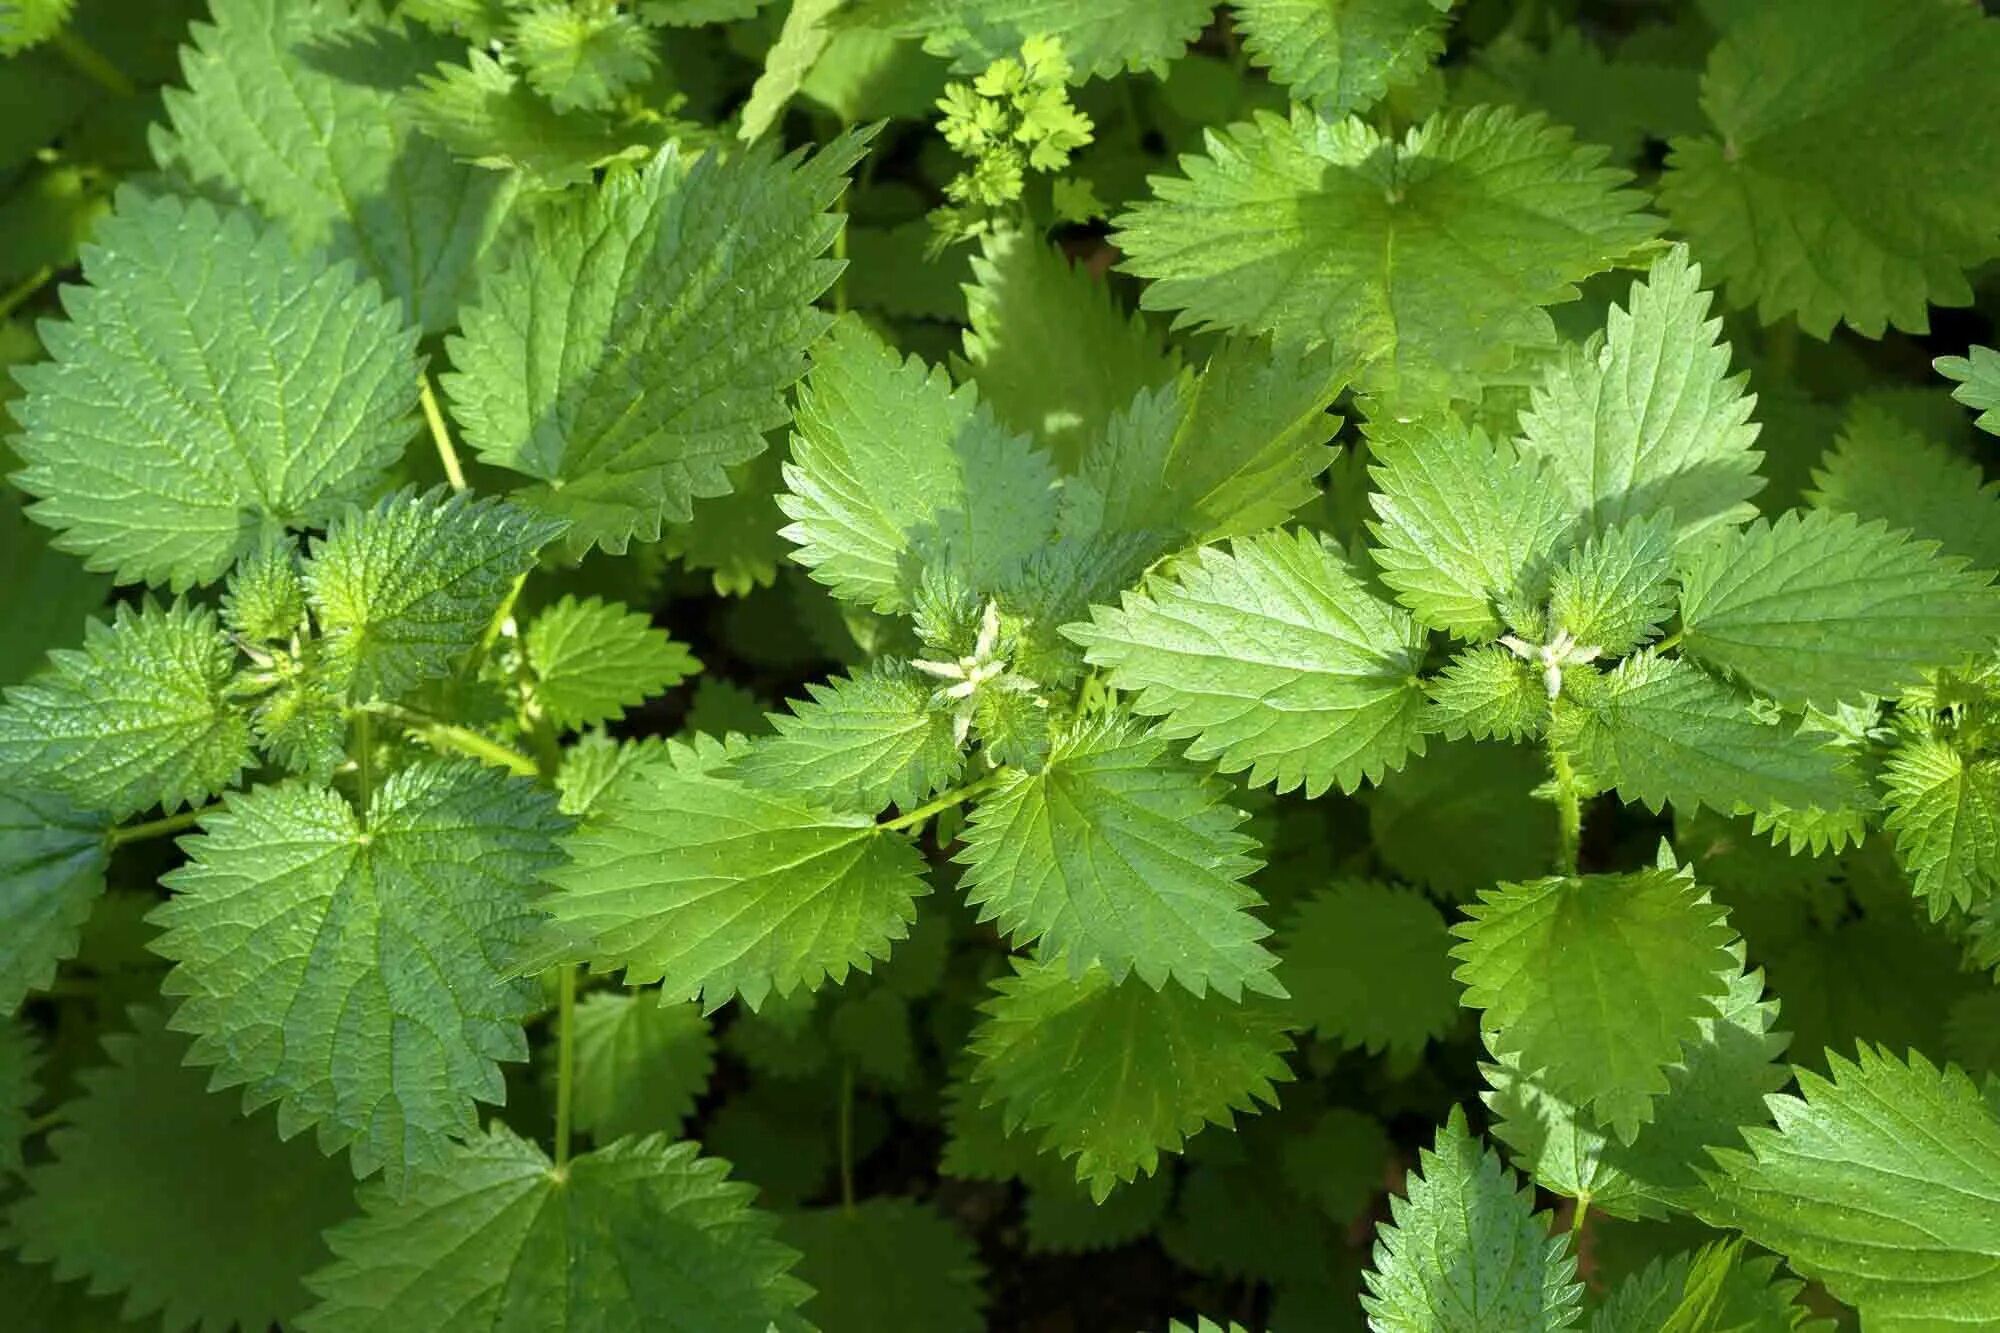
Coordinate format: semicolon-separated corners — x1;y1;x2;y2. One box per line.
354;711;376;821
1551;746;1582;875
52;29;136;98
1651;628;1683;655
0;265;51;321
553;964;577;1172
419;371;468;493
107;805;215;848
1569;1194;1591;1237
880;773;1006;833
838;1062;855;1212
355;702;540;778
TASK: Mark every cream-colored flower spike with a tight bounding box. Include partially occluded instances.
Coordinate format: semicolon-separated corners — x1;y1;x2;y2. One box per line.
1499;628;1602;700
913;601;1015;746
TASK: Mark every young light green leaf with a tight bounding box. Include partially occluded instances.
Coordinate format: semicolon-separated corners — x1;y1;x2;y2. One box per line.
1700;1047;2000;1328
967;957;1294;1201
152;761;568;1186
1276;880;1460;1058
1548;512;1677;657
1550;653;1872;820
739;0;842;143
1659;0;2000;337
3;1006;354;1333
1069;528;1428;797
513;2;656;113
1452;866;1738;1142
156;0;516;333
302;1127;810;1332
446;131;869;554
1232;0;1453;116
1589;1242;1829;1333
0;0;70;54
1078;338;1345;546
860;0;1212;80
1676;509;2000;710
0;600;253;819
10;193;420;591
1424;646;1546;742
539;739;929;1010
0;788;108;1015
305;489;565;701
402;48;649;189
525;595;700;732
1937;344;2000;436
1807;404;2000;571
959;228;1177;471
1882;737;2000;920
1361;1107;1583;1333
1114;105;1657;408
1366;413;1576;639
1517;244;1761;538
958;718;1277;999
724;660;963;814
566;990;715;1142
779;315;1059;611
780;1201;987;1333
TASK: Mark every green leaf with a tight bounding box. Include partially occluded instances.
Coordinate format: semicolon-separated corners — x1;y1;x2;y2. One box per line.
1548;512;1677;657
957;717;1279;999
663;448;790;597
959;228;1176;471
539;739;930;1009
0;787;108;1015
1231;0;1453;115
1360;1107;1583;1333
1275;880;1460;1057
1590;1242;1829;1333
526;595;700;732
0;600;253;819
967;957;1294;1201
860;0;1213;80
1550;653;1871;820
1484;950;1789;1220
1937;345;2000;436
1676;510;2000;711
1368;739;1557;899
1701;1047;2000;1328
1077;338;1345;547
1882;737;2000;920
1113;105;1657;408
305;489;565;700
1807;404;2000;572
0;1019;35;1179
780;1201;986;1333
0;0;71;53
513;3;656;113
156;0;516;333
445;131;869;554
1451;865;1738;1142
10;193;420;591
1365;413;1576;639
402;49;649;190
1424;645;1547;742
1517;244;1762;539
779;315;1060;612
3;1006;354;1333
151;760;568;1186
567;990;715;1142
1659;0;2000;337
739;0;843;143
302;1126;811;1332
1070;529;1427;797
724;660;963;814
0;497;107;689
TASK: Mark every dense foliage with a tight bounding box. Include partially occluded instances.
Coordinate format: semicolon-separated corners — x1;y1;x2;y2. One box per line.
1;0;1998;1329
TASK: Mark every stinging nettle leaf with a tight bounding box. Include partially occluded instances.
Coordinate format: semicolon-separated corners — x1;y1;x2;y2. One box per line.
538;738;930;1010
0;599;255;819
302;1126;812;1332
0;788;109;1016
1936;344;2000;437
1807;403;2000;572
151;760;569;1186
1113;104;1658;408
1675;509;2000;711
1276;879;1460;1058
566;989;715;1143
859;0;1213;81
525;594;700;733
1070;528;1428;798
446;130;872;555
1232;0;1455;117
1881;736;2000;920
9;192;421;591
781;1200;987;1333
1547;511;1677;658
1424;645;1546;742
957;716;1280;1000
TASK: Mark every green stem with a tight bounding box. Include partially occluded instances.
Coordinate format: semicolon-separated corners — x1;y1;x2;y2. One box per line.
419;372;468;493
553;964;577;1172
1551;746;1582;876
107;805;214;848
880;773;1005;832
355;702;541;779
52;29;136;99
837;1063;855;1212
1764;319;1799;380
832;192;849;317
24;1108;67;1137
354;710;376;820
462;572;527;683
1651;629;1683;655
0;265;52;321
1570;1194;1591;1237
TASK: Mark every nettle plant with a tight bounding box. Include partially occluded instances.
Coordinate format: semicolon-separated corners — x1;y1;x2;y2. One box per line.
2;0;2000;1330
